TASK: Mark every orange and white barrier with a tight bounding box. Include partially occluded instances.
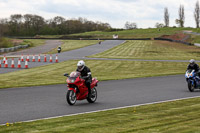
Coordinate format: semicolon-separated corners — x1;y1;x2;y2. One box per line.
49;55;52;62
55;54;58;63
11;58;15;68
38;54;41;62
32;55;35;62
18;58;21;68
25;60;28;69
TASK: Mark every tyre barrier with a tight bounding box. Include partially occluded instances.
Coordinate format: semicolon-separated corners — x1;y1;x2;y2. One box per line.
0;44;29;53
154;38;192;45
0;54;59;69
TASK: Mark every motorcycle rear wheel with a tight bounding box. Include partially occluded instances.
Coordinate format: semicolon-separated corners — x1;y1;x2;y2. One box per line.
66;90;77;105
87;87;97;103
188;81;194;92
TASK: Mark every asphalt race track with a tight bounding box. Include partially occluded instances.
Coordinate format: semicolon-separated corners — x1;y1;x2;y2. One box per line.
0;40;125;74
0;40;200;125
0;75;200;124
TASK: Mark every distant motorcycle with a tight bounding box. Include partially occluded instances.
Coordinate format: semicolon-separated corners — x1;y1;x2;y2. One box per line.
64;71;98;105
185;69;200;92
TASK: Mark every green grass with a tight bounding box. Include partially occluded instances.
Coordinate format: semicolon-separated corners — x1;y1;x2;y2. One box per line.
38;27;194;39
0;37;14;48
47;40;99;54
191;28;200;33
191;34;200;44
0;60;188;89
22;39;46;47
71;27;193;39
36;35;63;38
1;97;200;133
89;40;200;60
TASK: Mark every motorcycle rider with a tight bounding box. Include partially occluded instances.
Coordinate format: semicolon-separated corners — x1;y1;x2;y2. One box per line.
76;60;92;97
57;46;61;53
187;59;200;77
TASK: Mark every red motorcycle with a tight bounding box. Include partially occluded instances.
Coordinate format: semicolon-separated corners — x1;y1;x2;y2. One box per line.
64;71;98;105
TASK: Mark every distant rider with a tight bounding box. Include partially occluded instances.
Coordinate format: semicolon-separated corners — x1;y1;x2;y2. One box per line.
76;60;92;97
187;59;200;76
57;46;61;53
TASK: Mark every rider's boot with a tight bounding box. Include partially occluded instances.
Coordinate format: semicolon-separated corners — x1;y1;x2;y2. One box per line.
87;85;92;98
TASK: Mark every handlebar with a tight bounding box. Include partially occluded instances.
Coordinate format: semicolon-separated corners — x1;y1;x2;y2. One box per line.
63;73;69;77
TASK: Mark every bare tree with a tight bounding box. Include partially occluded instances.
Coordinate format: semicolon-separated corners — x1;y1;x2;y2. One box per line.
178;5;185;27
194;1;200;28
164;7;169;27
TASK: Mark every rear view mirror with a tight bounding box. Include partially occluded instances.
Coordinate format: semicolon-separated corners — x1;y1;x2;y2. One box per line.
63;73;69;77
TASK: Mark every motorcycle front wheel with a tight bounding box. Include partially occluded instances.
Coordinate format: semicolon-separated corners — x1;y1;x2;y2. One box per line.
66;90;77;105
188;80;195;92
87;87;97;103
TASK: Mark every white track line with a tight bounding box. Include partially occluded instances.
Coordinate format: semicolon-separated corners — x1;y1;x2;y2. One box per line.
1;95;200;126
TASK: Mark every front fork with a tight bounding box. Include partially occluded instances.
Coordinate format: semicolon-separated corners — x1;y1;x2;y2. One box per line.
68;87;76;93
187;79;196;88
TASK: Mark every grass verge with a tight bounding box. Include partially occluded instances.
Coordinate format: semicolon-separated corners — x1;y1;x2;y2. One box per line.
89;40;200;60
38;27;195;39
71;27;193;39
191;34;200;44
22;39;46;47
0;60;188;89
41;27;195;39
1;97;200;133
0;37;13;48
47;40;99;54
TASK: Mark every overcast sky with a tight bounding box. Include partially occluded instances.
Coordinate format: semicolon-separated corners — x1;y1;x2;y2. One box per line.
0;0;199;28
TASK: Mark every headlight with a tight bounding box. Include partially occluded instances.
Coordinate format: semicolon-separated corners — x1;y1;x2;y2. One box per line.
66;78;75;83
71;79;75;83
66;79;70;83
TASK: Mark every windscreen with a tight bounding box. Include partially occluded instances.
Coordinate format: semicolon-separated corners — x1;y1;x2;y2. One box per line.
69;71;80;78
187;69;194;73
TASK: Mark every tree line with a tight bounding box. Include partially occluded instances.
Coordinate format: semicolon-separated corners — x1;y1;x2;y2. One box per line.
1;1;200;36
0;14;111;37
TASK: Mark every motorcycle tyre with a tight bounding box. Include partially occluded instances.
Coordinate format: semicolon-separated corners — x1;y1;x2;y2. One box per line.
188;80;194;92
66;90;77;105
87;87;97;103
